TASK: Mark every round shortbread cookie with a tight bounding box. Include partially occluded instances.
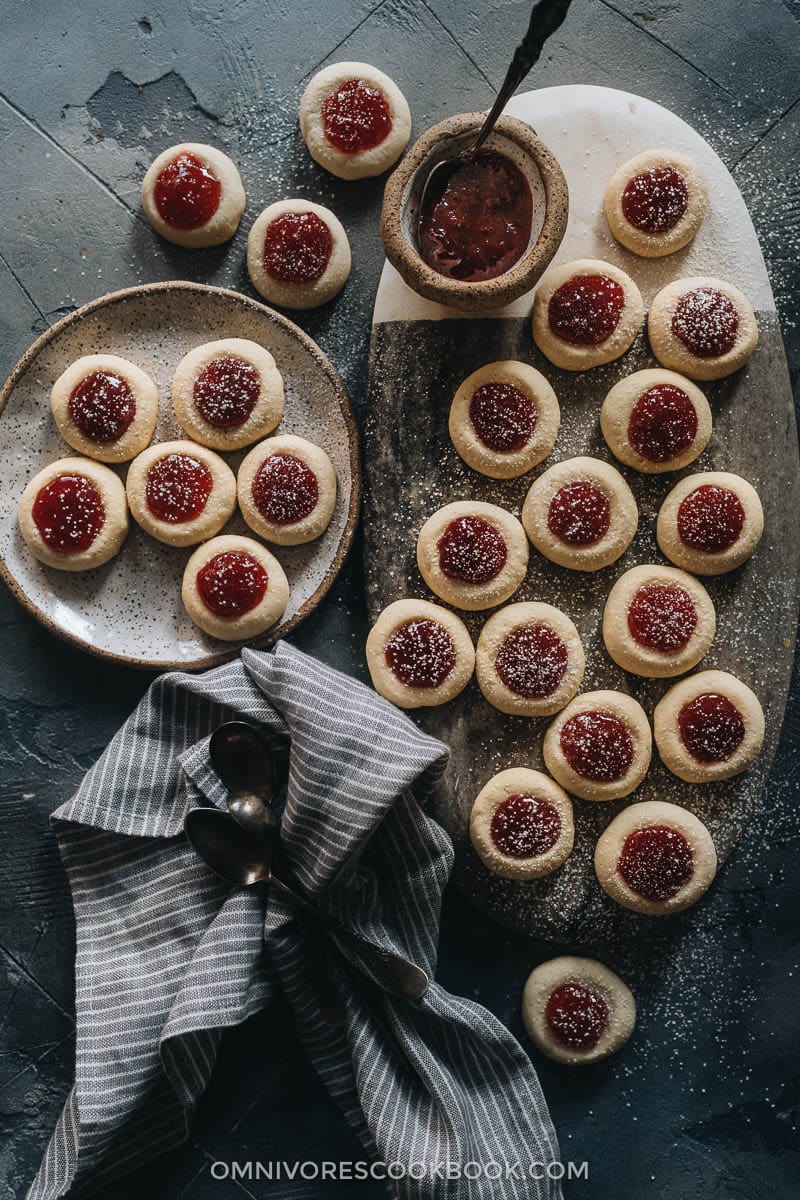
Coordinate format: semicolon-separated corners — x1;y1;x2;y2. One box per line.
448;360;560;479
126;441;236;547
648;276;758;381
18;457;128;571
522;956;636;1065
604;148;708;258
470;768;574;881
51;353;159;463
181;534;289;642
141;143;245;248
594;800;717;915
522;456;638;572
543;689;652;802
246;199;351;310
653;669;765;783
238;434;337;546
366;598;475;709
172;338;284;451
600;368;711;474
656;470;764;576
416;501;529;612
475;601;585;717
532;258;645;371
602;564;715;678
299;62;411;180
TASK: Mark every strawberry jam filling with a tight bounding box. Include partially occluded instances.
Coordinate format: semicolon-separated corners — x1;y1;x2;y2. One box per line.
621;166;688;234
437;516;507;584
196;551;268;618
32;474;105;552
145;453;213;524
671;287;739;358
627;384;698;463
153;152;221;230
495;624;568;698
678;692;746;763
559;710;634;783
548;274;625;345
545;982;610;1050
490;793;562;858
627;583;697;653
263;212;332;285
193;357;260;429
547;480;611;546
469;382;536;453
385;618;456;689
676;484;745;554
252;453;319;526
68;370;135;444
618;825;694;902
321;78;392;153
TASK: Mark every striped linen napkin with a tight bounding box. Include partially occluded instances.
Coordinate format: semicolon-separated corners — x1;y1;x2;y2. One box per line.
28;642;563;1199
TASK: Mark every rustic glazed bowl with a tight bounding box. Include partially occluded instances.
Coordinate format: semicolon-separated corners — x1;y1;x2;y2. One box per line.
381;112;569;312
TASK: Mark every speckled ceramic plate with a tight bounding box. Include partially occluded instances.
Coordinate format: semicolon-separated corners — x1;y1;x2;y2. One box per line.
0;282;360;670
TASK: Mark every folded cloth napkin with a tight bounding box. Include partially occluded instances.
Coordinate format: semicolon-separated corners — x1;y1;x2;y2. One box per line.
28;642;563;1200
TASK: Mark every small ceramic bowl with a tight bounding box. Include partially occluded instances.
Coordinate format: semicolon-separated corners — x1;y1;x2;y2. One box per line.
381;112;569;312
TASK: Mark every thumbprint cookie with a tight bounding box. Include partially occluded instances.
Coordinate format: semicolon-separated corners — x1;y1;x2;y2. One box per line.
126;441;236;547
604;148;708;258
470;768;574;881
182;535;289;642
172;338;284;451
299;62;411;180
448;360;560;479
416;501;529;611
543;690;652;802
648;276;758;380
522;956;636;1065
366;598;474;708
475;602;584;717
656;470;764;575
594;800;717;915
654;669;764;783
600;368;711;474
247;199;351;309
532;258;644;371
141;143;245;248
51;354;158;464
603;564;715;678
18;458;128;571
522;456;638;572
238;434;337;546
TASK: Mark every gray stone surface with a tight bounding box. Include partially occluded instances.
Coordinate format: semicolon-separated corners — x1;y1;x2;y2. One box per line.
0;1;798;1198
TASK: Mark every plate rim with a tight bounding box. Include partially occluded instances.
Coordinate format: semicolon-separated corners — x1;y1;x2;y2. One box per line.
0;280;361;672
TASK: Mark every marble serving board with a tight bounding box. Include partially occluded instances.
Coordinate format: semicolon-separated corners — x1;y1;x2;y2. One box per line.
363;85;800;949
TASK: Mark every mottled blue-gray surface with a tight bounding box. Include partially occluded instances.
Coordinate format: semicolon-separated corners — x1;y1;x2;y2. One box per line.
0;2;798;1198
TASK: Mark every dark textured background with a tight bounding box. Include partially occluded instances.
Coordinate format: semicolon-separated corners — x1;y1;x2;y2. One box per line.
1;1;798;1197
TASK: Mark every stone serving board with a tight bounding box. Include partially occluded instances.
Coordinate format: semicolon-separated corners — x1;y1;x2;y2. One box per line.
363;85;800;949
0;282;360;671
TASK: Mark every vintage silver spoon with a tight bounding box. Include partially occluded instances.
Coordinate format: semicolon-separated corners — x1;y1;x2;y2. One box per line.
417;0;573;240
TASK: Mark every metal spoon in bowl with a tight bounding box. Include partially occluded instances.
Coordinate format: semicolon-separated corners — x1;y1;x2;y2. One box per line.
416;0;573;241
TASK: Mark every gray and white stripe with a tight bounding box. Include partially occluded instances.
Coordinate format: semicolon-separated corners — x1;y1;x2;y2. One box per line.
28;643;563;1199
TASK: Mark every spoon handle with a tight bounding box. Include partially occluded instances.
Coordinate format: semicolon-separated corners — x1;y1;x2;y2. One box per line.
472;0;574;157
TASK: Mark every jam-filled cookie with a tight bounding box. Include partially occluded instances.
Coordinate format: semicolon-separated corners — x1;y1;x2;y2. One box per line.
476;602;584;717
18;457;128;571
51;354;159;464
600;368;711;474
594;800;717;915
181;534;289;642
238;434;337;546
522;956;636;1065
172;338;284;451
543;690;652;802
246;199;351;309
522;456;638;572
648;276;758;380
603;564;715;678
126;441;236;547
532;258;644;371
448;360;560;480
470;768;574;881
656;471;764;575
366;598;474;709
416;501;529;612
141;143;245;248
604;149;708;258
299;62;411;180
654;669;765;783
